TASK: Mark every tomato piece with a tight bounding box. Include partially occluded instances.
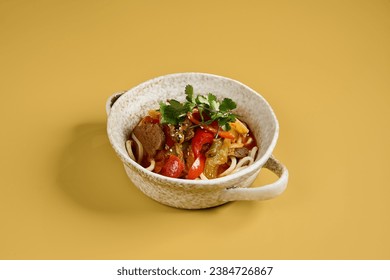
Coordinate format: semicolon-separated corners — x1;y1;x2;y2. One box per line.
191;128;214;158
187;154;206;179
160;155;184;178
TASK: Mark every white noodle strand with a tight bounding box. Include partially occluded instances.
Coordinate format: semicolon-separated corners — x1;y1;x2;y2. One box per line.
229;147;258;175
131;133;143;164
218;156;237;177
200;173;209;180
245;137;253;146
250;146;258;159
232;166;248;174
146;159;155;171
235;156;254;170
125;140;136;161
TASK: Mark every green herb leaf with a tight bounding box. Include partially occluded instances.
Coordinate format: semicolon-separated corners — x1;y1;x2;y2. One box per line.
217;117;230;127
184;101;195;113
196;95;209;105
160;102;177;125
185;84;194;103
222;123;231;131
219;98;237;112
207;93;219;111
159;85;238;132
159;99;187;125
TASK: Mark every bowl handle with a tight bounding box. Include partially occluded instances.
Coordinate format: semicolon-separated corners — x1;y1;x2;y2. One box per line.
105;91;125;116
220;155;288;202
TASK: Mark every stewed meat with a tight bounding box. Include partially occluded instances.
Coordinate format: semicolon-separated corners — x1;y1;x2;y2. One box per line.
133;121;165;157
233;147;249;158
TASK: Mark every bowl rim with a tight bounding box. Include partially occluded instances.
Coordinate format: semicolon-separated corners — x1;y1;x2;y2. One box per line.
107;72;279;186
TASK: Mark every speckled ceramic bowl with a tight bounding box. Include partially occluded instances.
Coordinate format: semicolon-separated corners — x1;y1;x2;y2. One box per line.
106;73;288;209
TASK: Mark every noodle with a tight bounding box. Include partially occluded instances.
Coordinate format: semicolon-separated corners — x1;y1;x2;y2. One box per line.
131;133;143;164
126;135;155;172
202;147;258;178
245;137;253;146
250;146;258;159
218;156;237;177
232;166;248;174
235;156;254;169
200;173;209;180
125;140;136;161
146;159;155;171
230;143;244;149
231;147;258;174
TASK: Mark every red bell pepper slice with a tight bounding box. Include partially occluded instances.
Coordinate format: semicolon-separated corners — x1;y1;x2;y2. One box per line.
160;154;184;178
187;154;206;180
191;128;214;158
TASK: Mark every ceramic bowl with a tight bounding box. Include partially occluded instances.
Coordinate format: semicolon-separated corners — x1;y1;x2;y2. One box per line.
106;73;288;209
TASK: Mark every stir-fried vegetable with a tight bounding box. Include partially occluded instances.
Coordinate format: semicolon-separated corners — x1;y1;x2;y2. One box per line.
230;119;249;134
160;154;184;178
191;128;214;158
187;154;206;180
203;138;231;179
127;85;258;180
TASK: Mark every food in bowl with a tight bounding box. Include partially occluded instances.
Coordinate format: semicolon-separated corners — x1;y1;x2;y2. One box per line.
107;73;288;209
125;85;259;180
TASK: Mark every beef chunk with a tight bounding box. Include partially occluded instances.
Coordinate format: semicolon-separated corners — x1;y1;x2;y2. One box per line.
233;147;249;158
133;120;165;157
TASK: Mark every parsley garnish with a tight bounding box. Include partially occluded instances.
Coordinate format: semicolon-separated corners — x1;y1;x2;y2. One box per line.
159;85;237;130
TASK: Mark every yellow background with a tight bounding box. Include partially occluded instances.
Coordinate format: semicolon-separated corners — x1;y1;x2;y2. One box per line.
1;0;389;259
